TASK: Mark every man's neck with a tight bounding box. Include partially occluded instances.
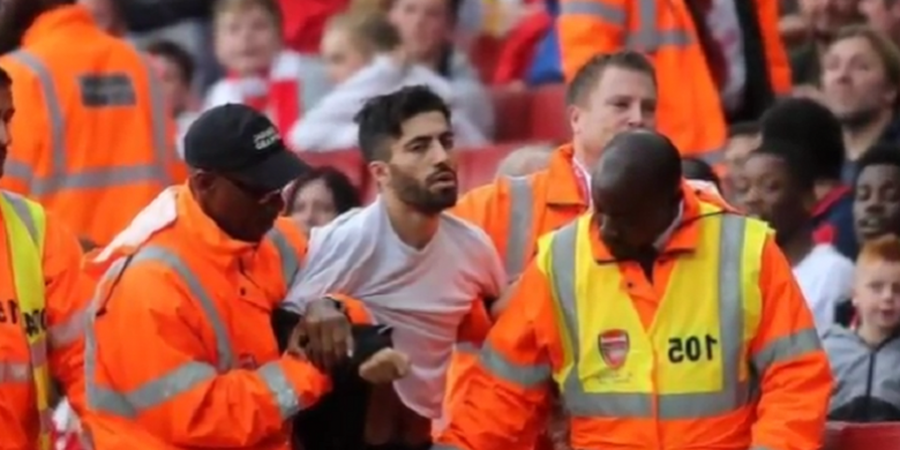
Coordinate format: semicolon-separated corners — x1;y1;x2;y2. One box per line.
573;141;600;173
779;230;815;267
843;109;893;160
383;194;440;250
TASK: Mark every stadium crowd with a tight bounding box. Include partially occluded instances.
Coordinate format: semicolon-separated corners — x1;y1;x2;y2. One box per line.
4;0;900;449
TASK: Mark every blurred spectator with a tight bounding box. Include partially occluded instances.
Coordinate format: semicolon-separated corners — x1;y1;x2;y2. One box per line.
790;0;862;88
825;235;900;422
859;0;900;43
204;0;330;134
495;143;553;177
854;144;900;243
288;13;488;151
822;25;900;174
740;141;855;332
387;0;495;138
724;121;761;169
123;0;219;90
79;0;126;36
681;157;723;193
722;121;760;199
558;0;790;158
146;39;200;156
283;166;362;229
759;98;859;259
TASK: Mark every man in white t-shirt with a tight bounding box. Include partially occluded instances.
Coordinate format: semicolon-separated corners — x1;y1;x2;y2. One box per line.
739;140;854;334
284;86;505;450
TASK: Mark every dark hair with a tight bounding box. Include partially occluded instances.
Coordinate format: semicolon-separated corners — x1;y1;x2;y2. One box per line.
0;66;10;88
681;157;721;190
728;121;759;138
354;85;451;162
759;97;845;181
145;39;195;86
283;167;361;215
854;143;900;186
751;141;817;191
566;51;656;106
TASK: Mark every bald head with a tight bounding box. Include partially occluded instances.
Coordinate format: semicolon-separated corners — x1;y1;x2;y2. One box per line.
591;130;682;197
590;130;683;256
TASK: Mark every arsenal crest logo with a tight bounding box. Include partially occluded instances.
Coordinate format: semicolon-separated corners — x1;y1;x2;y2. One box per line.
598;329;630;369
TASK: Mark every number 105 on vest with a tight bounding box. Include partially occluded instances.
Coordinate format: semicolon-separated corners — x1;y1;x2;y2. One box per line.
667;334;719;363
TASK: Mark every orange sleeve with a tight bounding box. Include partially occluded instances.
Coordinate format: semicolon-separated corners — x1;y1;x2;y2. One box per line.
437;262;555;450
91;264;332;447
558;0;628;81
749;237;831;450
0;58;46;195
43;211;94;411
756;0;792;94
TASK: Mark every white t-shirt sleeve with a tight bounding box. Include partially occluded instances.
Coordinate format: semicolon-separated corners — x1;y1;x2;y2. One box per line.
282;210;372;313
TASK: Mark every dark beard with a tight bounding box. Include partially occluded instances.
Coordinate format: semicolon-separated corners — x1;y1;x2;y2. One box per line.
0;0;44;55
838;106;883;132
387;165;457;216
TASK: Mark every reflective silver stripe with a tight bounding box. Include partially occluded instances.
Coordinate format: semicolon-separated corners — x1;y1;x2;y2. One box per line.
4;50;172;197
257;361;303;419
505;176;534;282
455;342;480;354
91;361;217;419
550;214;753;418
559;1;625;24
266;227;300;287
595;0;692;52
85;248;236;417
752;328;821;375
1;191;38;243
47;306;88;350
430;445;464;450
749;446;777;450
0;361;33;382
479;342;551;388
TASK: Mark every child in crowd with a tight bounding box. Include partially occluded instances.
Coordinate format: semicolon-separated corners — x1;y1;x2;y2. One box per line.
825;235;900;422
386;0;494;136
288;11;488;151
205;0;330;135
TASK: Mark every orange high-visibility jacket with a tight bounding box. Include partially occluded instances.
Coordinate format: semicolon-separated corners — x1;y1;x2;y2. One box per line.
435;186;832;450
0;5;186;246
0;191;93;449
80;186;348;450
558;0;791;160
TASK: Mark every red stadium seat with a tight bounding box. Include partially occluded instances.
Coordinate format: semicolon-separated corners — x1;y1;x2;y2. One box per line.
297;150;367;188
528;84;568;142
491;87;532;142
456;144;519;192
825;422;900;450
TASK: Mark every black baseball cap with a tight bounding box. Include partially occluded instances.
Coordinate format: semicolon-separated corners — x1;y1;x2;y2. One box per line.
183;103;310;191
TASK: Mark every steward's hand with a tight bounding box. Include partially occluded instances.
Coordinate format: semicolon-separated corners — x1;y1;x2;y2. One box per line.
301;298;354;371
359;349;410;384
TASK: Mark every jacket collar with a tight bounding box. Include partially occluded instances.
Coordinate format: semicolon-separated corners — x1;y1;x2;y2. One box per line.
545;144;589;206
22;5;94;47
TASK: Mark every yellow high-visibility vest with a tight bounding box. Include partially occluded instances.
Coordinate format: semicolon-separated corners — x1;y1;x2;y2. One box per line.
0;190;51;450
536;201;770;420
